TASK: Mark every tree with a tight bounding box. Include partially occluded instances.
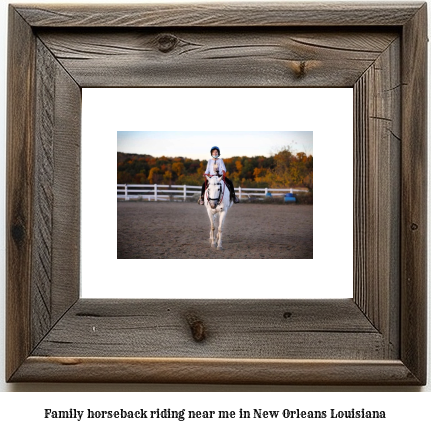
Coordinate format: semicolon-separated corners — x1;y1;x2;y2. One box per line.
235;159;243;174
148;167;160;184
134;172;146;184
116;150;312;189
172;161;184;178
163;170;172;184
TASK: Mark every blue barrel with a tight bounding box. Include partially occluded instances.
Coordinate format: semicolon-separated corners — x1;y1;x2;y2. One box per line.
284;193;296;203
265;192;272;197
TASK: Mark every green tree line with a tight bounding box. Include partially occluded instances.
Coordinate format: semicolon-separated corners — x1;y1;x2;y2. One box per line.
117;147;313;190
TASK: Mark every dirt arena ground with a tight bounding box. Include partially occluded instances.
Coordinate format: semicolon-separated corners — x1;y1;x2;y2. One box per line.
118;201;313;259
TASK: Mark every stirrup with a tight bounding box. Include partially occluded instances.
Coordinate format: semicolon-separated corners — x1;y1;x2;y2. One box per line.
198;197;204;205
233;195;239;203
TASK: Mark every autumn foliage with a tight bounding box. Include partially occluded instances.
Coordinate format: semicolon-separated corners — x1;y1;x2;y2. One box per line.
117;147;313;190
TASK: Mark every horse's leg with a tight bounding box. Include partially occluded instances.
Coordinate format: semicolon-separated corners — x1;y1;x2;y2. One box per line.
208;212;214;244
216;210;227;250
208;211;216;247
211;213;218;248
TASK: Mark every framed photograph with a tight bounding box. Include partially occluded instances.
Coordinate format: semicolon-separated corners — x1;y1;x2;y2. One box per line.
114;128;315;260
6;2;427;384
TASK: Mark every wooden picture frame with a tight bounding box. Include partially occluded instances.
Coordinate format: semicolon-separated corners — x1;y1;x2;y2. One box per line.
6;2;427;385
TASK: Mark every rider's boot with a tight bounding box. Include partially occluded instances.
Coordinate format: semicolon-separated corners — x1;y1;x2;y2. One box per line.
198;196;205;205
233;195;239;203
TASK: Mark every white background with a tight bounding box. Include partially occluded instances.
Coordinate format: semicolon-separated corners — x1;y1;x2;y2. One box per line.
0;0;430;421
81;87;353;299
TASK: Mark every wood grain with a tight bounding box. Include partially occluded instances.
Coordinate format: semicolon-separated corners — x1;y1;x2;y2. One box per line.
32;299;384;360
32;40;56;347
353;38;401;358
400;3;428;384
37;29;398;87
50;50;81;325
15;2;423;27
31;39;81;347
12;357;420;385
6;7;37;381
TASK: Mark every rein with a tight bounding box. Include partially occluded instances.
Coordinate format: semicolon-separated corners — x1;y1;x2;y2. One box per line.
205;175;226;207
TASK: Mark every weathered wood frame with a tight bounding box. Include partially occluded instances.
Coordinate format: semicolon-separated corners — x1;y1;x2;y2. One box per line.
6;3;427;384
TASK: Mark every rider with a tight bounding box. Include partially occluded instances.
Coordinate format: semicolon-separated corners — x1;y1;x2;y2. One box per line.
198;146;240;205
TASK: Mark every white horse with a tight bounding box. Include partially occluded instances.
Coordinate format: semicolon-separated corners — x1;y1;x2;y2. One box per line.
204;175;233;249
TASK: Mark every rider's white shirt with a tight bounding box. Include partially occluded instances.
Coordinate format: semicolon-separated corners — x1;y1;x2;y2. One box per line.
205;157;226;176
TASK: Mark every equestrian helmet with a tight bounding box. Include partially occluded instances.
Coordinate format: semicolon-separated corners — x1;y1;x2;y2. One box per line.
210;146;220;157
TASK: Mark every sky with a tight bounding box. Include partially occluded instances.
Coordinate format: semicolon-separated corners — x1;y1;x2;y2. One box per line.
117;131;313;160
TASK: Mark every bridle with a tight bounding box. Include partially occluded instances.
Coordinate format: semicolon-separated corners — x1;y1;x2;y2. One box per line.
205;175;226;207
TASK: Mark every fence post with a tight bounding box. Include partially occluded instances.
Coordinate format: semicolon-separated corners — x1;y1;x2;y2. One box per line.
264;187;268;196
290;188;293;193
184;184;187;202
125;184;129;201
154;184;158;202
238;186;242;200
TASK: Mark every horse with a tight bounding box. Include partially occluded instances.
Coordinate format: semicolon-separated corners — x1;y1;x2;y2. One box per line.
204;174;233;249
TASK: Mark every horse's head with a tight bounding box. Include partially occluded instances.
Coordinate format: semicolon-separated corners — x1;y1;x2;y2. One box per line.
206;175;223;209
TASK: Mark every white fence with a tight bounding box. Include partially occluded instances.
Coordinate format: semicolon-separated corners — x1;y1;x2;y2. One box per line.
117;184;308;202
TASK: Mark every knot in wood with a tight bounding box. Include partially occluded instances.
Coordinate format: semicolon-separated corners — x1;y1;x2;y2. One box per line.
294;61;307;79
411;223;419;231
11;222;25;245
186;315;206;342
157;34;178;53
